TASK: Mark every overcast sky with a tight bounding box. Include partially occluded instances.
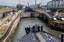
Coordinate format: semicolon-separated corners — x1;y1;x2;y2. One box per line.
0;0;51;6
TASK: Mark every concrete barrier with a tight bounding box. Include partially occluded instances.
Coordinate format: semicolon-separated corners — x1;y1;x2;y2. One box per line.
0;10;21;41
2;16;20;42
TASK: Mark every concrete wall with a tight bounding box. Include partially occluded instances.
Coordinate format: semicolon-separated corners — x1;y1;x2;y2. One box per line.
0;14;3;19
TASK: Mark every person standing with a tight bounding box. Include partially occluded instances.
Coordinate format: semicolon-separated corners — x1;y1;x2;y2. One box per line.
61;34;64;42
37;24;40;32
32;25;35;33
40;25;43;32
35;24;38;32
25;26;30;34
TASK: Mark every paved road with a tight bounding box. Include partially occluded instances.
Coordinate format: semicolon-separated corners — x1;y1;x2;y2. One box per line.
12;18;62;42
41;32;61;42
36;32;46;42
17;33;38;42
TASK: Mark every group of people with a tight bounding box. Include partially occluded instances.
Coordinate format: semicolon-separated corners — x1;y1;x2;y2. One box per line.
25;24;43;34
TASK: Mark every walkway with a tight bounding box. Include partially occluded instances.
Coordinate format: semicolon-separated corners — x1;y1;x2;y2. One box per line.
18;33;38;42
12;18;62;42
36;32;46;42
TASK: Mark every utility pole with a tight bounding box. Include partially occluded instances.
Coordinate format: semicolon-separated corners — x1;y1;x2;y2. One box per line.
35;0;36;6
27;2;29;7
40;0;42;6
26;0;29;6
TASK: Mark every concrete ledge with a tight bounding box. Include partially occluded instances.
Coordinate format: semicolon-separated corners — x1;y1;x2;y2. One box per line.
2;16;20;42
0;11;21;41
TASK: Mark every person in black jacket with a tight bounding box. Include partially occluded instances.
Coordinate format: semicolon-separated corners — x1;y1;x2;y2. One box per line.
25;27;28;34
32;25;35;33
25;26;30;34
37;25;40;32
40;25;43;32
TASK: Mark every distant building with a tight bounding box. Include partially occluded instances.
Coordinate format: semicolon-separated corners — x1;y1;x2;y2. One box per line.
47;0;64;11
